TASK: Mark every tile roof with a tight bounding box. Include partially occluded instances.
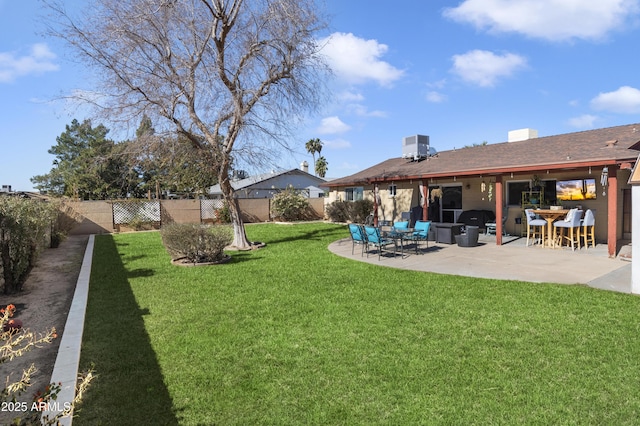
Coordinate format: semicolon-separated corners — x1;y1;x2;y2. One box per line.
327;123;640;186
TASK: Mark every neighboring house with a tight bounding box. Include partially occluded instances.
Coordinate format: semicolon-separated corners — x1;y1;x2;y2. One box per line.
209;167;326;199
326;123;640;257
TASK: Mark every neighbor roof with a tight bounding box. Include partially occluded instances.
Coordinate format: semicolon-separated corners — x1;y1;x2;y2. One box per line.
209;169;325;194
327;123;640;187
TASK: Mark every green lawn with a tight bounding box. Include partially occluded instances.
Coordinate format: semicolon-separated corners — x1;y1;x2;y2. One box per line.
76;223;640;425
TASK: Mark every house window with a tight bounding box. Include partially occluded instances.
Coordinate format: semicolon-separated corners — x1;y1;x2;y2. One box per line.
507;180;556;205
507;181;530;205
345;187;363;201
388;184;397;198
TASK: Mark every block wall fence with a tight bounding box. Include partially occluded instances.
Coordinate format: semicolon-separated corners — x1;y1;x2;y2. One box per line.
66;198;326;235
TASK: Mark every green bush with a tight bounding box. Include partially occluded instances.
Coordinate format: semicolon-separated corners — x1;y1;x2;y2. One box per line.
326;199;373;223
350;199;373;223
270;186;311;221
326;200;350;222
160;223;232;263
214;202;231;224
0;197;56;294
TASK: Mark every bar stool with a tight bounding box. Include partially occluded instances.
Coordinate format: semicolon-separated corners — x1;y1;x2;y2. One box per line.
582;209;596;248
525;209;546;246
554;209;583;251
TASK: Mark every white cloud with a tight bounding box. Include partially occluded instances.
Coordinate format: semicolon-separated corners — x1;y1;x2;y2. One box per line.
427;79;447;90
337;90;365;102
317;116;351;134
347;104;387;118
323;138;352;149
590;86;640;113
568;114;598;128
0;43;59;83
451;50;527;87
426;91;447;103
443;0;640;42
319;32;404;86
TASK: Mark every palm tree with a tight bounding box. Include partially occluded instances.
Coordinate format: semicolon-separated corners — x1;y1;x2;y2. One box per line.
305;138;323;175
315;156;328;178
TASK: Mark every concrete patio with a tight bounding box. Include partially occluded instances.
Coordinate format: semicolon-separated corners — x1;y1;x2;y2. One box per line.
329;233;633;294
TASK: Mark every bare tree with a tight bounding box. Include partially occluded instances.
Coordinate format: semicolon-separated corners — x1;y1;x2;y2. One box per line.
44;0;329;249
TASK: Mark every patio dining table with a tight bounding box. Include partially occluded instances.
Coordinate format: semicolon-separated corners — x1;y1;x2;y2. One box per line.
533;209;569;247
381;227;414;257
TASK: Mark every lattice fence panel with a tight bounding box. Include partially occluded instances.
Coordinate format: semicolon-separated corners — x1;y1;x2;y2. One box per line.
112;201;161;225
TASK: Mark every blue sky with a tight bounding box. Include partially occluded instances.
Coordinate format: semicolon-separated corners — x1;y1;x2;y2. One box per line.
3;0;640;191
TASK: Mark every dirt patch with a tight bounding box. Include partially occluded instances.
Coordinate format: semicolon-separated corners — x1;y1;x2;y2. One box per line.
0;235;88;423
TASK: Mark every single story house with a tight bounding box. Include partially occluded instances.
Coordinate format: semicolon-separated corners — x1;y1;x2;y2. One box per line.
209;166;326;199
326;123;640;257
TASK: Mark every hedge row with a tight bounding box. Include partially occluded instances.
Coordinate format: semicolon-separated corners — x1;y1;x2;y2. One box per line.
0;198;80;294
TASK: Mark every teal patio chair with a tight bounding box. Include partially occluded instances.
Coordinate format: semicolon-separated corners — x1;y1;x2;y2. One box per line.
408;220;431;253
364;225;396;260
393;221;409;229
348;224;367;256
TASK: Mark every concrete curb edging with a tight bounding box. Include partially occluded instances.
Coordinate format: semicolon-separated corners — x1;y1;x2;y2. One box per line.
42;235;94;425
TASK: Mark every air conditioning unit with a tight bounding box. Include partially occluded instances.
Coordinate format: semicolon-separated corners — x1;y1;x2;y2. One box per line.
402;135;431;161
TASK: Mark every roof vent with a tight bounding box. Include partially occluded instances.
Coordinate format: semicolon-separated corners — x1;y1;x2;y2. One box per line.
605;139;618;148
508;128;538;142
402;135;436;161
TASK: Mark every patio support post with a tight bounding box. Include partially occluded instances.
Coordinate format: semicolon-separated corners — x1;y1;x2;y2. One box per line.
495;175;504;245
422;180;428;221
607;166;618;258
373;184;379;227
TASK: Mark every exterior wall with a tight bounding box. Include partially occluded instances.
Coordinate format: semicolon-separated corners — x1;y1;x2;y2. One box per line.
162;199;201;224
377;182;414;223
66;198;326;234
308;198;325;220
238;198;271;222
67;201;115;235
328;167;632;243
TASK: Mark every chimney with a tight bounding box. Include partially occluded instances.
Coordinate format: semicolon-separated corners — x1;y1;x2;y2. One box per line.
300;161;309;173
508;128;538;142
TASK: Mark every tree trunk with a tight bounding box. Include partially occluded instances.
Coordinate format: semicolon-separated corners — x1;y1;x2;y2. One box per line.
219;176;252;250
229;198;251;250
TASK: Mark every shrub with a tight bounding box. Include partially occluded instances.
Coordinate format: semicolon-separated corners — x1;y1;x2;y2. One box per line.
326;199;373;223
326;200;350;222
0;304;94;425
214;202;231;224
350;199;374;223
160;223;232;263
270;186;311;221
0;197;56;294
127;215;147;231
